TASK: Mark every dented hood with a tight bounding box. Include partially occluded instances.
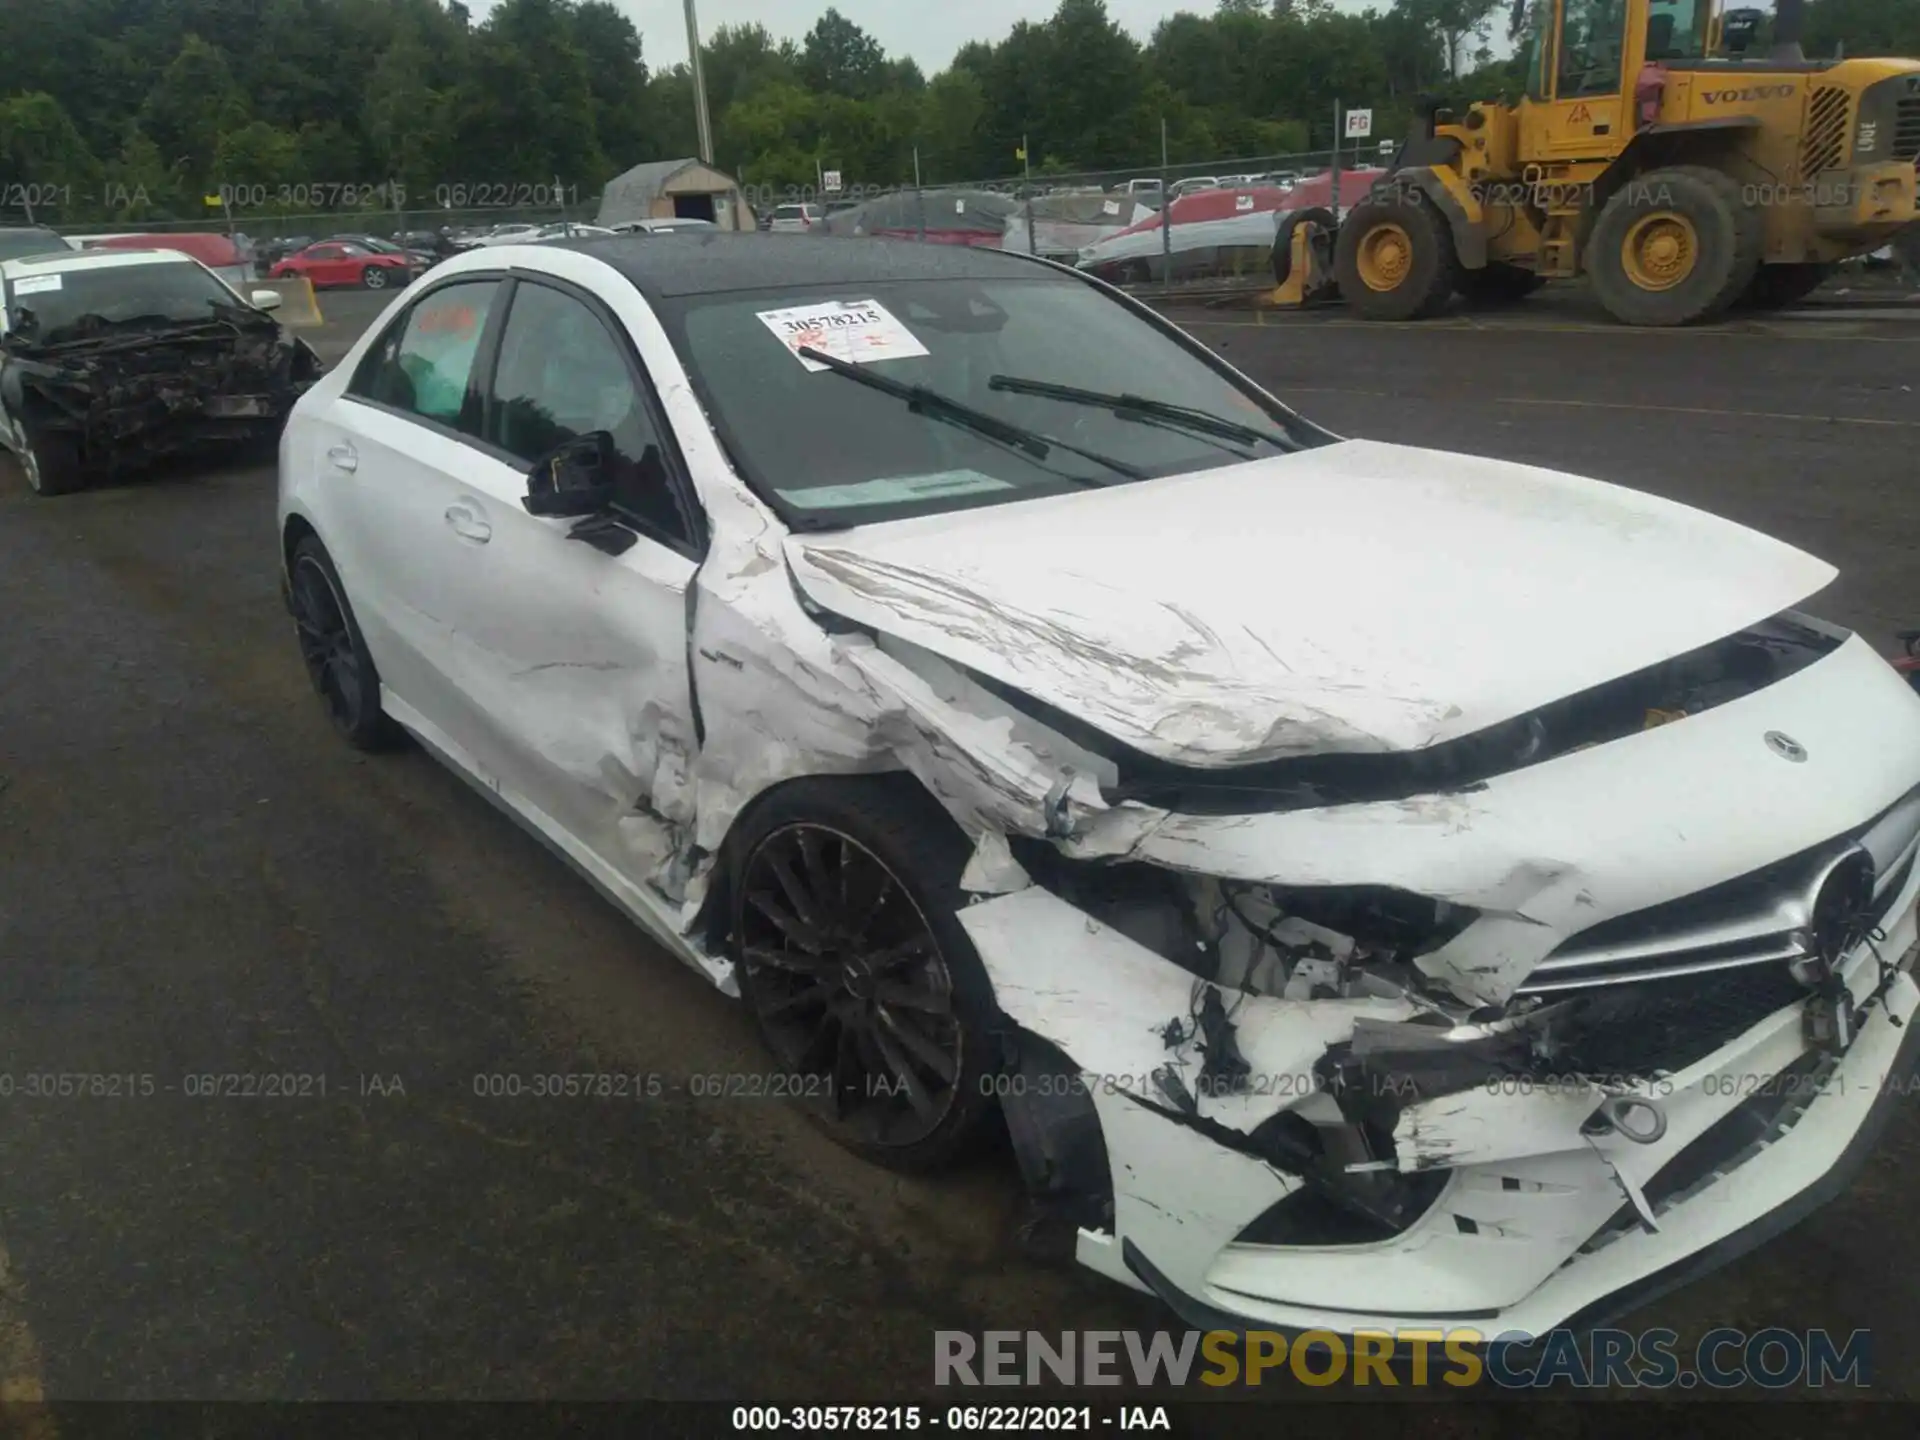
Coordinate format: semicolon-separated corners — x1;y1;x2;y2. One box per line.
783;438;1836;766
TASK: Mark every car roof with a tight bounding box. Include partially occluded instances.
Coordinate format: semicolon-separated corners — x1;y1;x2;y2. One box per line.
542;232;1050;300
0;248;205;279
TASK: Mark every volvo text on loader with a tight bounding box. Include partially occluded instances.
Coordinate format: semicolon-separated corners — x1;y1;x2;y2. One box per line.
1333;0;1920;325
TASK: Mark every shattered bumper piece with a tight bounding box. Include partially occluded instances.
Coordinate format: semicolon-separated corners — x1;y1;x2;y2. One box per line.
964;874;1920;1338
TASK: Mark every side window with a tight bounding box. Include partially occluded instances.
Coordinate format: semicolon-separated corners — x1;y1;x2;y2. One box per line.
484;281;689;545
1524;0;1556;101
348;279;498;430
1557;0;1629;98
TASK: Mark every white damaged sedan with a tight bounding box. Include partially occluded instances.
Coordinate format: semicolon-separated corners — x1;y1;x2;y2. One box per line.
277;234;1920;1337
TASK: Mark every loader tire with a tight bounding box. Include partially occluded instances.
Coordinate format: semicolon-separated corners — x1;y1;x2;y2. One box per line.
1456;262;1546;305
1272;206;1337;287
1586;165;1762;326
1334;194;1459;321
1737;262;1833;310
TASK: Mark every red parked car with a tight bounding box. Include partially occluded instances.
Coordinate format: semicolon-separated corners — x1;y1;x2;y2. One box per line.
80;231;252;290
269;240;414;291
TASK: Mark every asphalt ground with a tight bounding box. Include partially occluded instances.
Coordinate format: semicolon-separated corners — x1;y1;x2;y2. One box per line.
1;280;1918;1416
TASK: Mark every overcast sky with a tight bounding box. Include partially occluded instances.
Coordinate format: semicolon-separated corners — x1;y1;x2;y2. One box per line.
496;1;1376;75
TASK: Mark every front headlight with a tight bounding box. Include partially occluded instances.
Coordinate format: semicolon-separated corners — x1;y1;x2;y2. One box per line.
1005;838;1476;1006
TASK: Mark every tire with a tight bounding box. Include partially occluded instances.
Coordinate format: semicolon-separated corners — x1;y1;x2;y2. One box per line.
362;266;389;290
1334;191;1460;320
287;535;402;751
1272;206;1337;287
1737;262;1834;310
17;420;87;497
1586;165;1762;326
1456;261;1546;305
727;774;1006;1174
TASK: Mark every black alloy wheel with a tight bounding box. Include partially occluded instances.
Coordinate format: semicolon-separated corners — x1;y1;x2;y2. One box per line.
288;538;398;750
734;822;971;1158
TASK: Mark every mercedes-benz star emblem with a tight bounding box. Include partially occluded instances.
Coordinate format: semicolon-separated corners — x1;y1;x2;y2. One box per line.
1765;731;1808;762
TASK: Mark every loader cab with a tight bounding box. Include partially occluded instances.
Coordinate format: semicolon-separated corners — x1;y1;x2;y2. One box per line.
1513;0;1773;161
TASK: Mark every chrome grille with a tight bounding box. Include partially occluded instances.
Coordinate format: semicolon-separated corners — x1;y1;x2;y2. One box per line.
1896;97;1920;163
1800;87;1853;176
1517;788;1920;996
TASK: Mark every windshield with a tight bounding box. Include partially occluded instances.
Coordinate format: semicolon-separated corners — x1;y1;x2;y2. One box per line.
1647;0;1708;58
6;260;241;341
658;274;1313;528
0;230;69;262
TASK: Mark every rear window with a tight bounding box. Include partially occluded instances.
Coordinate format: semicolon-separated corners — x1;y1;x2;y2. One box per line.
774;206;809;220
0;230;69;262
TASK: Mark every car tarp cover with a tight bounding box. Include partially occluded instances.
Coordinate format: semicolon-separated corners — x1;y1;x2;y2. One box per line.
1002;193;1157;257
819;190;1017;245
1077;169;1388;270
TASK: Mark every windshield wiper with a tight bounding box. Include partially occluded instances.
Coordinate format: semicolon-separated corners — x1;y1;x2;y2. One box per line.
986;374;1296;452
796;345;1145;481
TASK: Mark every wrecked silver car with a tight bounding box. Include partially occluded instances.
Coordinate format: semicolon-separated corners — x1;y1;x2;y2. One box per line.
1;249;322;496
276;234;1920;1338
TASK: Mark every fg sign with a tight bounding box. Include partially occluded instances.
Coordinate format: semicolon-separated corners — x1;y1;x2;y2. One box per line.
1344;108;1374;139
823;170;843;193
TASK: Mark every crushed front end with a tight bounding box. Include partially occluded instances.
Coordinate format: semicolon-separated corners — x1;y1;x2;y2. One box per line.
958;624;1920;1336
4;310;324;469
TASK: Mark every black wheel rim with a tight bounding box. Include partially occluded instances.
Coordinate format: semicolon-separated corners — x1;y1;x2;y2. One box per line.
736;824;964;1148
290;557;363;731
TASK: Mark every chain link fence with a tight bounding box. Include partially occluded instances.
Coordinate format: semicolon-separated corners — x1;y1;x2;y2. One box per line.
734;145;1396;298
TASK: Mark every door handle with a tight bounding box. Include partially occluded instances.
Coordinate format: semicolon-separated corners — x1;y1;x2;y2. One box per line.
444;502;492;543
326;442;358;472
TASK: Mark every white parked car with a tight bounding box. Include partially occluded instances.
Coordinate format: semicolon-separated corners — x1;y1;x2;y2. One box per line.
611;219;718;235
769;204;824;234
461;223;545;250
275;234;1920;1338
532;222;618;241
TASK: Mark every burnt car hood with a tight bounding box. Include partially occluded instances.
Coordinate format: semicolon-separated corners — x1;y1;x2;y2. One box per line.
781;438;1837;767
6;309;323;442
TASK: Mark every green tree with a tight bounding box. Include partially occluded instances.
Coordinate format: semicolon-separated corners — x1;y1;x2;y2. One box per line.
799;8;888;99
0;92;101;218
139;36;247;194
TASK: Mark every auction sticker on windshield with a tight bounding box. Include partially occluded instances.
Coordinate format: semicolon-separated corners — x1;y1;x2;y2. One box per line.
758;298;930;372
12;274;62;295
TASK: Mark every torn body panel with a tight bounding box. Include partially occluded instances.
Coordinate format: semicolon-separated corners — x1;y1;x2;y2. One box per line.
966;862;1920;1333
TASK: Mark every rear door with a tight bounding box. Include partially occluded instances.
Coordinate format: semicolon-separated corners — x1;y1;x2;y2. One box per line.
310;274;506;724
304;244;348;285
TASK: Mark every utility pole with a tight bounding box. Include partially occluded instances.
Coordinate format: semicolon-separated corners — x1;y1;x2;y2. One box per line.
1159;116;1172;294
684;0;715;165
1330;100;1342;217
1022;134;1036;255
914;146;925;243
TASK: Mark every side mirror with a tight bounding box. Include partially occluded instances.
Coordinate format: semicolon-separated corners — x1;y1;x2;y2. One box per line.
250;288;284;312
523;431;616;518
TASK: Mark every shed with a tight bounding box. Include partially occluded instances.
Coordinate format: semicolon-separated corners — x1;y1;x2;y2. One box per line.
597;158;752;231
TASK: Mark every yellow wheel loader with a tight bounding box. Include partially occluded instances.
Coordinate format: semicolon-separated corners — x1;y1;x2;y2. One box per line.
1334;0;1920;325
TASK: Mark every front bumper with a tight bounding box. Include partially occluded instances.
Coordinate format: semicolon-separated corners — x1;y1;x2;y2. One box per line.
970;880;1919;1338
957;633;1920;1335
